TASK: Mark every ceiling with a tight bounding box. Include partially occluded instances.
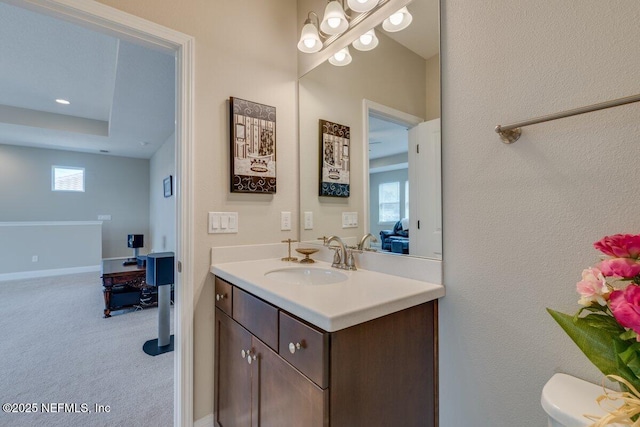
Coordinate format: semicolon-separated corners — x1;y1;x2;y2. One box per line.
0;2;175;159
382;0;439;61
0;1;437;161
367;0;439;168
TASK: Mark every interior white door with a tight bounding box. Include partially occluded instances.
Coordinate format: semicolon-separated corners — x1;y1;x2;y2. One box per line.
408;118;442;258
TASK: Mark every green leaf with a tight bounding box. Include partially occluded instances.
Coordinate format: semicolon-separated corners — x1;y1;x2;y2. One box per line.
548;308;624;377
621;329;638;341
614;340;640;392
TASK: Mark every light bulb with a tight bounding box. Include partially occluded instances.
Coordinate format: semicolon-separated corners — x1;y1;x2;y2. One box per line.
352;29;378;51
298;21;322;53
382;7;412;32
327;17;341;28
329;47;352;66
389;11;403;25
359;33;373;45
347;0;379;13
321;1;349;35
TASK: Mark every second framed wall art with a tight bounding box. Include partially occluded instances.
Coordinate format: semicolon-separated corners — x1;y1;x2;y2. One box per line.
319;119;350;197
229;97;276;194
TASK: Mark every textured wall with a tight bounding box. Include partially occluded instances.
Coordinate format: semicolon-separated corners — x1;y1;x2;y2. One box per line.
440;1;640;425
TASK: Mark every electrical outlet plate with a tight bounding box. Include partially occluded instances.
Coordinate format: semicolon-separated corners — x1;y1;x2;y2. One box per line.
304;211;313;230
209;212;238;234
281;212;292;231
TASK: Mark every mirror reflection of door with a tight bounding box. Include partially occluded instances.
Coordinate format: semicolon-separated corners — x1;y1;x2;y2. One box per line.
368;112;442;259
408;119;442;258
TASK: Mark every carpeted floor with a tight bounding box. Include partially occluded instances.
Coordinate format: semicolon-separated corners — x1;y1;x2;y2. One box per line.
0;272;173;427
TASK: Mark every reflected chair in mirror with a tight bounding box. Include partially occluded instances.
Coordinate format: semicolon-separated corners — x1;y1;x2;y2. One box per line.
380;219;409;254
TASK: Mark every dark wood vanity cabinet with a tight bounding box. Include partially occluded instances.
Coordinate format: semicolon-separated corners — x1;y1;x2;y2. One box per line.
214;276;438;427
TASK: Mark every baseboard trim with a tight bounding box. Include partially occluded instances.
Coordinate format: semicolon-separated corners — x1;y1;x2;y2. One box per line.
194;413;214;427
0;265;100;282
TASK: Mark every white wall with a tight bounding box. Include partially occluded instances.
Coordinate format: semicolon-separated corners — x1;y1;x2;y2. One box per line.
149;133;175;253
0;144;150;258
0;221;101;278
440;1;640;425
95;0;299;419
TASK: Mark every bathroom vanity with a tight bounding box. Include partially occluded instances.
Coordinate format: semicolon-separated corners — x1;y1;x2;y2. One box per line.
212;257;444;427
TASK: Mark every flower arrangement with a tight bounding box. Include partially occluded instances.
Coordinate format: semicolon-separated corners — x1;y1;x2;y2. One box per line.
548;233;640;425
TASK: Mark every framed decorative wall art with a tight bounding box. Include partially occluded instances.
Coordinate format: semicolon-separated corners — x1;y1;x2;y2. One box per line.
163;175;172;197
229;97;276;194
319;119;350;197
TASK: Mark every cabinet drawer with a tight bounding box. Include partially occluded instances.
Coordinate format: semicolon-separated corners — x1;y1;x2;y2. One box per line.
214;277;233;316
279;311;329;389
233;287;278;350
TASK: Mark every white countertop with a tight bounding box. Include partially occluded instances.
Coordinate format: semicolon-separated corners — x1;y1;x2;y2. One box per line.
211;258;445;332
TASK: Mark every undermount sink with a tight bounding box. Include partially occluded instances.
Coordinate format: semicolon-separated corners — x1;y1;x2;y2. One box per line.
265;267;348;285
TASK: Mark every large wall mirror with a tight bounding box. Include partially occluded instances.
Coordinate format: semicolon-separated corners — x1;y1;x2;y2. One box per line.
298;0;441;260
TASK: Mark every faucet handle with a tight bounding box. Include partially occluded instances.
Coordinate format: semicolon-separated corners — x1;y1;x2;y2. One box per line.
345;248;359;270
318;236;328;244
328;245;342;266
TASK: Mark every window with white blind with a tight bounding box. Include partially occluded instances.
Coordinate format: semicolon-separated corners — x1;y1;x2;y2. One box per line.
379;181;400;223
52;166;85;192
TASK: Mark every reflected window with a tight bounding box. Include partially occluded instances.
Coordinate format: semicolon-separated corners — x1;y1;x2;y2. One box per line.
379;181;400;222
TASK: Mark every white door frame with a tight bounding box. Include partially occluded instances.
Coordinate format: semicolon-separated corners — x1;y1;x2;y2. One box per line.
4;0;195;425
362;99;422;237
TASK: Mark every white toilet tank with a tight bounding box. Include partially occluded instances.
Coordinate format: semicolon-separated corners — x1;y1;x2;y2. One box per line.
542;373;621;427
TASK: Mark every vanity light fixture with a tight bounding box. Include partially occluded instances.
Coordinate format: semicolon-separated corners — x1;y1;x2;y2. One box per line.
382;6;412;32
346;0;379;13
297;12;323;53
329;46;352;66
55;98;70;105
352;28;379;51
320;0;349;35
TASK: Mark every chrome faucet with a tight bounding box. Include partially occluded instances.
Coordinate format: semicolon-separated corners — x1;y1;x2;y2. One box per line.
326;235;358;271
357;233;378;251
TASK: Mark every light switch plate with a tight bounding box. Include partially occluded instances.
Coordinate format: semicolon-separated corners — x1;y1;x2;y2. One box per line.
209;212;238;234
342;212;358;228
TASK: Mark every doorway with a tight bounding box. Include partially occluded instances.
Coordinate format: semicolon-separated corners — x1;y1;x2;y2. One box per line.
2;0;195;424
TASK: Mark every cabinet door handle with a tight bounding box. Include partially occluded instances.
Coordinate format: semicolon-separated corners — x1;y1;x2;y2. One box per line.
241;349;257;364
247;353;256;365
288;342;302;354
216;293;227;301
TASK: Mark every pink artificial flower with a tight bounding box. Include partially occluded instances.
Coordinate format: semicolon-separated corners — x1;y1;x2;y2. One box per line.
599;258;640;279
610;285;640;340
594;234;640;259
576;267;609;306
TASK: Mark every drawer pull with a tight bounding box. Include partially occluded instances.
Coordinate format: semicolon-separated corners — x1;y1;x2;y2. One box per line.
215;293;227;301
289;342;302;354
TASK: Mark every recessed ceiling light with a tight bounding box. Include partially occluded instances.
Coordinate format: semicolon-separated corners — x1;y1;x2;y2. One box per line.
139;141;150;146
55;99;70;105
99;150;109;153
